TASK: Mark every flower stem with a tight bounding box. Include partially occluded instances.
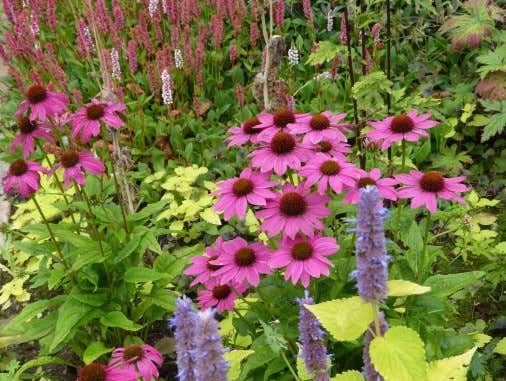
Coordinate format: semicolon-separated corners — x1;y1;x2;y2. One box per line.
418;213;431;281
77;184;106;258
401;139;406;172
32;197;74;283
280;351;302;381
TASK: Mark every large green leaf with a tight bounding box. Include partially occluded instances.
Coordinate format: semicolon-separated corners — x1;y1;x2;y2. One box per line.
423;271;485;297
83;341;114;364
49;299;91;352
427;348;476;381
223;350;254;380
100;311;142;331
330;370;365;381
369;326;427;381
123;267;169;283
304;297;375;342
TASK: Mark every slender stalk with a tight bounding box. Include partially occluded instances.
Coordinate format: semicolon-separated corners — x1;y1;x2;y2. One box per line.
373;304;382;337
358;0;368;169
401;139;406;171
32;197;74;282
280;351;302;381
259;0;272;111
418;213;432;281
386;0;393;176
77;184;106;258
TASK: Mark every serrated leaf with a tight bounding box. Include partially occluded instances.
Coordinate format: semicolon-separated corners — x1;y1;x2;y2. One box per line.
387;280;431;297
224;350;254;380
330;370;365;381
369;326;427;381
304;297;375;342
427;347;476;381
100;311;142;331
495;338;506;354
200;207;222;225
83;341;113;364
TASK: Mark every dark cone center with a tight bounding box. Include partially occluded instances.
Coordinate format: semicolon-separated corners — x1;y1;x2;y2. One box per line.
291;242;313;260
279;192;307;216
420;171;444;193
10;159;28;176
18;117;38;134
206;256;222;271
273;108;296;127
320;160;340;176
358;177;377;188
242;117;261;135
310;114;330;130
270;132;296;154
26;85;48;104
61;150;80;168
235;247;256;267
77;363;106;381
390;114;415;133
123;344;143;362
232;178;254;197
86;104;106;120
318;141;332;152
212;285;231;300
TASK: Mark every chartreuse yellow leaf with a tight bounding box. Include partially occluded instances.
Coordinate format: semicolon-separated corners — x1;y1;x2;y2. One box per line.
330;370;365;381
369;326;427;381
304;297;375;342
471;333;492;348
296;348;332;381
495;338;506;354
427;347;476;381
200;207;221;225
387;280;431;297
223;350;253;380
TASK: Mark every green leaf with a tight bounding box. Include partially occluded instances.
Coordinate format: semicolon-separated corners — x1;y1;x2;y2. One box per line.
83;341;114;364
49;299;91;352
495;338;506;354
200;207;222;225
369;326;427;381
427;347;476;380
387;280;431;297
330;370;365;381
13;356;66;380
123;267;169;283
223;350;254;380
100;311;142;331
423;271;485;297
128;200;169;222
304;296;375;341
306;41;343;65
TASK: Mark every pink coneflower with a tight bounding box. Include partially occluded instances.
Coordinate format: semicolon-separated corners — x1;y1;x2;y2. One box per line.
299;154;361;194
52;150;105;187
108;344;162;381
197;278;248;312
227;116;264;146
71;99;125;142
15;84;69;121
395;170;470;213
4;159;47;198
77;362;116;381
256;108;309;141
343;168;397;204
211;237;272;286
184;237;225;286
270;234;338;288
249;131;311;176
309;138;351;159
10;117;54;158
213;168;277;220
256;183;330;239
366;110;439;151
288;111;350;144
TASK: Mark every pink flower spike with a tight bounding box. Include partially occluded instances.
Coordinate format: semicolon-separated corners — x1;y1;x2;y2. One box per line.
227;116;263;147
70;99;125;142
256;182;330;239
270;234;338;288
395;170;470;213
256;108;310;141
213;168;277;220
366;110;439;151
288;111;351;144
197;278;248;312
249;131;312;176
299;154;362;195
184;236;225;286
343;168;398;204
4;159;47;198
15;84;69;121
10;117;54;158
108;344;162;381
51;150;105;187
211;237;272;286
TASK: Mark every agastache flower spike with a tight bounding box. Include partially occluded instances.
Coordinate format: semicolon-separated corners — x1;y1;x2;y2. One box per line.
195;309;229;381
354;186;389;303
298;292;330;381
170;296;198;381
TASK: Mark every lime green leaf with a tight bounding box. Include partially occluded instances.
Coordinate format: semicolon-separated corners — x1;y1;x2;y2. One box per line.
13;356;66;380
330;370;365;381
304;296;375;341
223;350;254;380
100;311;142;331
427;347;476;381
83;341;113;364
495;338;506;354
296;353;313;381
423;271;485;297
200;207;222;225
306;41;343;65
369;326;427;381
471;333;492;348
387;280;431;297
123;267;168;283
49;299;91;352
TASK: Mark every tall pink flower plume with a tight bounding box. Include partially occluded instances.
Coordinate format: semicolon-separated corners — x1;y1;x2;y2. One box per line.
275;0;285;31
